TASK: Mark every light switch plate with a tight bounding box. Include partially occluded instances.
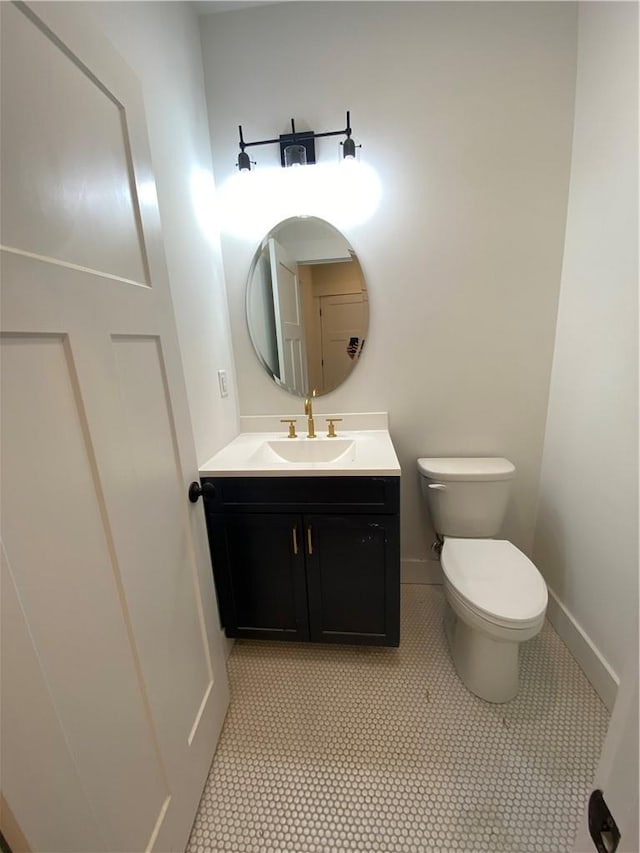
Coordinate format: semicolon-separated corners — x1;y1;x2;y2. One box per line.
217;369;229;398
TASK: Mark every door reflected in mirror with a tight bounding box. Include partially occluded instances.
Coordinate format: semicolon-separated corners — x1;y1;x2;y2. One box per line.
246;217;368;397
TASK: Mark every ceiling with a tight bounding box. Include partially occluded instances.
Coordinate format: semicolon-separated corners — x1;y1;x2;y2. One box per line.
193;1;288;14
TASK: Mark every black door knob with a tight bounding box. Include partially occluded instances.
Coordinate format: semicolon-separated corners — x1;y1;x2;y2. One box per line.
188;481;216;503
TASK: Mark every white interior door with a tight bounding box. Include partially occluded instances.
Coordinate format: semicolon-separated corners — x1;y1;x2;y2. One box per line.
320;292;367;390
268;238;308;394
0;3;229;851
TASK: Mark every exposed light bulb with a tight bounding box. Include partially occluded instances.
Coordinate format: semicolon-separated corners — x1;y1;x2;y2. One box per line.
284;144;307;168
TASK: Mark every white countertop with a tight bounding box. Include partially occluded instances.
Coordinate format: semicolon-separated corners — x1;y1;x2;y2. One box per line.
199;423;401;478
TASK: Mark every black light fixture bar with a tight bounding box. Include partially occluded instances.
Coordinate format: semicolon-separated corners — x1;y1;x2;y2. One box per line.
237;111;357;171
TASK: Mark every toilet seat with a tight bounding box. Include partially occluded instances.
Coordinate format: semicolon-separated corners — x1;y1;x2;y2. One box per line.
441;538;547;628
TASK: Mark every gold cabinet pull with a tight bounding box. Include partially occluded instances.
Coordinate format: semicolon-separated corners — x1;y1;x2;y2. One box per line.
307;525;313;555
292;525;299;555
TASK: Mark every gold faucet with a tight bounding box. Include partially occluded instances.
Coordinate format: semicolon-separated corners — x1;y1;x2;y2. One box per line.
304;394;316;438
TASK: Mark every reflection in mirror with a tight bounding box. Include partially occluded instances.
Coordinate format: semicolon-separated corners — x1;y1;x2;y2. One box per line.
246;217;368;397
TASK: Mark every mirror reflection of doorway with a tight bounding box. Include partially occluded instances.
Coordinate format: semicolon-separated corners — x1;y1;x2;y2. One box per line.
319;292;367;391
247;217;369;397
268;238;308;395
298;256;367;394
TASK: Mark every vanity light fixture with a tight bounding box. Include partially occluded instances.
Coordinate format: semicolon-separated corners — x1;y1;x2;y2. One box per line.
237;111;360;172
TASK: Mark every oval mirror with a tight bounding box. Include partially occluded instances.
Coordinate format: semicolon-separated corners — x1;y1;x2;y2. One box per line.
246;217;368;397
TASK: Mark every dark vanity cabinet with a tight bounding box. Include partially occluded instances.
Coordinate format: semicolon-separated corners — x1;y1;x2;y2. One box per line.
202;476;400;647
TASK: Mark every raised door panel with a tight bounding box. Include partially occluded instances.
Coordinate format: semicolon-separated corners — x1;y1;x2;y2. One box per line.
110;336;216;754
306;515;400;647
1;549;103;852
0;1;147;283
0;334;169;852
208;514;309;640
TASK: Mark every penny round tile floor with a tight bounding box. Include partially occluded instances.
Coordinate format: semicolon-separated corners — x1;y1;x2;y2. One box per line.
187;585;609;853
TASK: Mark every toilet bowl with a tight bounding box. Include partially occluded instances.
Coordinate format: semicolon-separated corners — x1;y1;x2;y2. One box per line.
441;537;547;703
417;457;548;703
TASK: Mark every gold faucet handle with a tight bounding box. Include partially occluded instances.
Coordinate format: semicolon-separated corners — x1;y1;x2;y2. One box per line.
325;418;343;438
280;418;297;438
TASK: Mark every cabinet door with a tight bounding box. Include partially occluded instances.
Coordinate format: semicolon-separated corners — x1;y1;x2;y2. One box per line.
305;515;400;646
208;514;309;641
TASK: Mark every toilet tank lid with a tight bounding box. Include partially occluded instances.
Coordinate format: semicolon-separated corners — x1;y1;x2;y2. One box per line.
417;457;515;481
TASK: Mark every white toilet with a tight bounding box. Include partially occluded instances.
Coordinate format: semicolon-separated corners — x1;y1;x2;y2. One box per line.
417;457;548;703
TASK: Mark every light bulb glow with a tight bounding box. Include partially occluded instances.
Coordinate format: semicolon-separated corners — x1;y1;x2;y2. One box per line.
217;160;382;240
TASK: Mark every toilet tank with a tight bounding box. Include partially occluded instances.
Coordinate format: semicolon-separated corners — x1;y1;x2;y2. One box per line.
417;457;515;538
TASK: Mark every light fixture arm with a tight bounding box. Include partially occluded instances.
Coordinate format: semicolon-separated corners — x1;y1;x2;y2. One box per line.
238;125;283;150
236;111;358;170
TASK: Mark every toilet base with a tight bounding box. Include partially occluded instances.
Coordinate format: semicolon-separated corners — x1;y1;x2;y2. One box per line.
444;605;520;704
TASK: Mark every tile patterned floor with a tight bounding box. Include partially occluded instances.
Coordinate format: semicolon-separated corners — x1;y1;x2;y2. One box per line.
187;585;609;853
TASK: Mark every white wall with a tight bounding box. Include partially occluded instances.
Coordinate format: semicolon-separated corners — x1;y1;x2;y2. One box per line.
199;2;578;565
533;2;638;701
87;0;239;466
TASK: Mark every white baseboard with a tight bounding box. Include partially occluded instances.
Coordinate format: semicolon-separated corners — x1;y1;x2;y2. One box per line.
545;586;619;711
401;558;442;585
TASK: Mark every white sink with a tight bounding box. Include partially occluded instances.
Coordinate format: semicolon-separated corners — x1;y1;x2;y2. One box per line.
254;438;355;464
198;414;401;478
